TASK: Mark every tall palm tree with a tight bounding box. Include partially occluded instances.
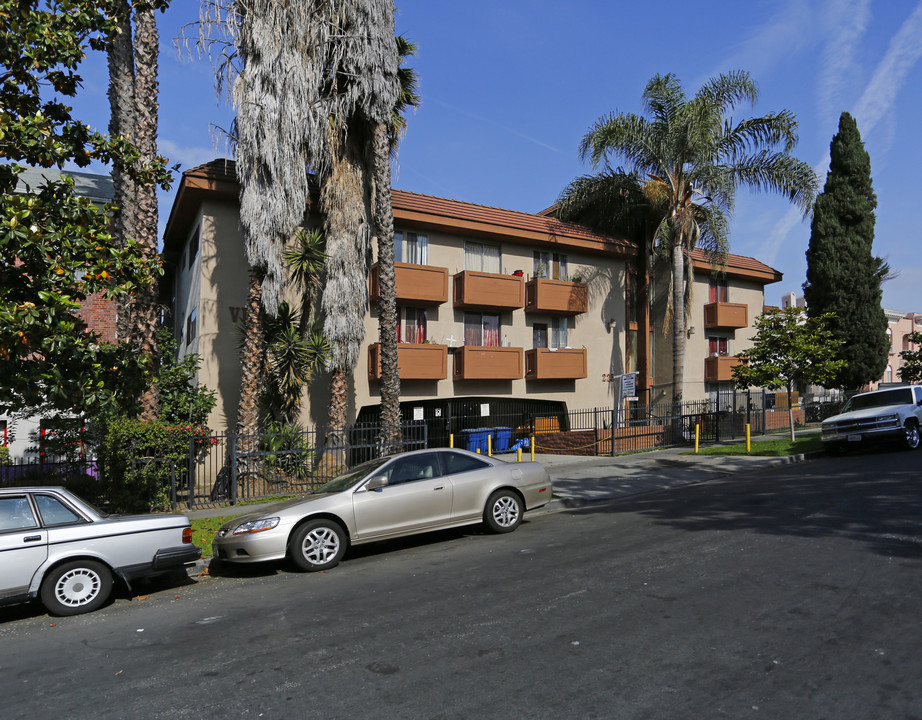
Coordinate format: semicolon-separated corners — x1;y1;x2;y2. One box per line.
106;1;163;420
558;71;817;403
372;35;419;452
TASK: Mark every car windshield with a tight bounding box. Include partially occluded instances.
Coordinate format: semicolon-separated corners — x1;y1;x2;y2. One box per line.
311;456;392;494
843;388;914;412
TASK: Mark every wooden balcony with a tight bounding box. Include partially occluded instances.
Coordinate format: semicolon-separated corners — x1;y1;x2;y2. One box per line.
703;302;748;329
452;346;523;380
369;262;449;306
452;271;524;311
524;279;588;315
704;355;739;383
525;348;587;380
367;343;448;381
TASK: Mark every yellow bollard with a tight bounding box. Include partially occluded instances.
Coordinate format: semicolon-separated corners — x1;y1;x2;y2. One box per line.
695;423;700;453
746;423;751;453
488;434;492;457
476;448;481;454
530;435;535;461
517;447;522;462
449;433;454;449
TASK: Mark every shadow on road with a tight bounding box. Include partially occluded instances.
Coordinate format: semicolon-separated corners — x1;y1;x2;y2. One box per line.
562;451;922;559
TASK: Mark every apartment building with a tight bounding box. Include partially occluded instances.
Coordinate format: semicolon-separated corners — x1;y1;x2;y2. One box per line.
162;160;782;431
881;309;921;385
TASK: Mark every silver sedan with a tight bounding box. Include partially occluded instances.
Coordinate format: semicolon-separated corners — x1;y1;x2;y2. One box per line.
213;448;552;571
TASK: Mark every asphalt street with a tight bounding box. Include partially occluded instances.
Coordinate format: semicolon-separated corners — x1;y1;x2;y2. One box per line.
3;446;921;719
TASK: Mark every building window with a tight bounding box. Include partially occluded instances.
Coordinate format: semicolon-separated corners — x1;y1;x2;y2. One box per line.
626;330;638;373
533;323;547;348
188;227;200;269
533;251;568;280
551;317;567;349
398;307;427;344
464;312;500;347
709;278;728;303
708;336;729;356
885;365;893;383
395;231;428;265
465;241;501;273
186;308;197;346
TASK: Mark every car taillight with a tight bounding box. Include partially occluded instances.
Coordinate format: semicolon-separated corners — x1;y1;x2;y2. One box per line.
182;527;193;544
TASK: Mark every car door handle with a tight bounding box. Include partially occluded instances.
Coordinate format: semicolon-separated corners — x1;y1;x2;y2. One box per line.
23;535;42;542
434;486;445;491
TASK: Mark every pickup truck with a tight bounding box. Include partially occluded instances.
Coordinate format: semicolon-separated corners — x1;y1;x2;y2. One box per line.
821;385;922;453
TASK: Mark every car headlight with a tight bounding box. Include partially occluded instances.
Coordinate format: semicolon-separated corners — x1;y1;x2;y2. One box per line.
232;517;280;535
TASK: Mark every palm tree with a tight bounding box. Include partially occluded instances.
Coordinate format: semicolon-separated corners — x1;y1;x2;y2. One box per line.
106;2;163;420
558;71;817;403
372;35;420;452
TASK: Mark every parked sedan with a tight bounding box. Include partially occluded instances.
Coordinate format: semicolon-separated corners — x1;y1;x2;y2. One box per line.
0;487;201;616
213;448;552;571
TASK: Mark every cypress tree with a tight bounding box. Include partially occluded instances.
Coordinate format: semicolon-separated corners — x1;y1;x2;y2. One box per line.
803;111;889;390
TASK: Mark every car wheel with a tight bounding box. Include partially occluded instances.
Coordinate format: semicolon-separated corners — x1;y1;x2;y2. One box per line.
826;444;847;456
40;559;113;617
289;520;346;572
484;490;523;533
905;420;920;450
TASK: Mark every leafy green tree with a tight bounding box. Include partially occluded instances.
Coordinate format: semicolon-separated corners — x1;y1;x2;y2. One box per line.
803;111;888;390
733;307;845;441
898;331;922;384
558;71;817;403
0;0;171;416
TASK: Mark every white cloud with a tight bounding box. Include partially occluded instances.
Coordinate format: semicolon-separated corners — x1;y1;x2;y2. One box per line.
816;0;872;123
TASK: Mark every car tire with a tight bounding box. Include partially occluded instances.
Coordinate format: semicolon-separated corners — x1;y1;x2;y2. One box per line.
40;559;113;617
483;490;523;534
826;444;847;456
289;519;346;572
905;420;920;450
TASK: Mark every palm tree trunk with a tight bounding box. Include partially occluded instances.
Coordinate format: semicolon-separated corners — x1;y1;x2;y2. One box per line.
372;122;401;452
133;6;161;420
237;268;265;443
671;239;686;404
107;0;136;344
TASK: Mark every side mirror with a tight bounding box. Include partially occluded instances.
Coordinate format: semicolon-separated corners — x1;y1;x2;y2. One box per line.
365;476;388;491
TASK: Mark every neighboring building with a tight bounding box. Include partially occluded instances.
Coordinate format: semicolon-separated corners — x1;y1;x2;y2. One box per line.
880;309;921;386
781;291;806;309
3;168;118;460
162;160;783;431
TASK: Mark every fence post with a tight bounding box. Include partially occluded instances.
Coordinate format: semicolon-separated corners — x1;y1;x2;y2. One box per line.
611;408;617;457
229;433;238;505
762;388;767;435
170;460;177;510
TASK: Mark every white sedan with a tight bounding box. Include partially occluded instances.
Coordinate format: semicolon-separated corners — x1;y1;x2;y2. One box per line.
213;448;552;571
0;487;201;616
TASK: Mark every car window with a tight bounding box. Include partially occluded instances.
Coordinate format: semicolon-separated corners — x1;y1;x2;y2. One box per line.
0;496;39;532
844;388;914;412
441;451;490;476
383;453;443;486
34;494;85;527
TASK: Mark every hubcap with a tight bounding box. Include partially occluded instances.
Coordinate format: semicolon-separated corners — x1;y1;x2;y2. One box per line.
55;568;101;607
492;496;520;527
302;527;340;565
909;426;920;447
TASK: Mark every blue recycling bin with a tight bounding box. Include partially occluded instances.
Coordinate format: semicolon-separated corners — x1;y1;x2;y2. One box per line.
460;428;490;453
492;427;512;453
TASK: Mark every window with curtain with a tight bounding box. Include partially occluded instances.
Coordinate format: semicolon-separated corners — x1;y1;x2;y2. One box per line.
533;251;569;279
708;336;728;356
395;230;428;265
464;312;500;346
709;278;729;303
466;241;501;273
626;329;637;373
533;323;548;349
399;307;427;344
551;317;568;348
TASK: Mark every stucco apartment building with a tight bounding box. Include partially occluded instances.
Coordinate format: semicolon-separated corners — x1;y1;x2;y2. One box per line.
162;160;782;432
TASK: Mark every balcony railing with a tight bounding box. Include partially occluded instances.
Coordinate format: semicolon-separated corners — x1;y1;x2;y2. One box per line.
525;348;587;380
369;262;449;306
452;271;524;311
703;302;748;329
704;355;739;382
524;279;588;315
367;343;448;381
452;346;523;380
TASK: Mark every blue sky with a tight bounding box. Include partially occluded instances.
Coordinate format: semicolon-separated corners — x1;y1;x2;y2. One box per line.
66;0;922;311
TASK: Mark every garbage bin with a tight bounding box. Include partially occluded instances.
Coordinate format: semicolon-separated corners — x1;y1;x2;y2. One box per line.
460;428;489;453
492;427;512;453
